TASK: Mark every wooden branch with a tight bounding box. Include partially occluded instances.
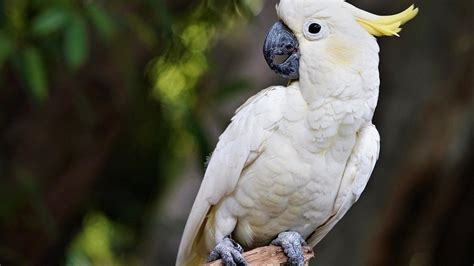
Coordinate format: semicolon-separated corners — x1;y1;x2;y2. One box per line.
205;245;314;266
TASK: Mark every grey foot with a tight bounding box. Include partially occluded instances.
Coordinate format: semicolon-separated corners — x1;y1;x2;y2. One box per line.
207;237;247;266
271;231;306;266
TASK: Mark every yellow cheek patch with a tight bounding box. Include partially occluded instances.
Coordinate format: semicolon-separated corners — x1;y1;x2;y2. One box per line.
327;37;356;66
352;4;419;37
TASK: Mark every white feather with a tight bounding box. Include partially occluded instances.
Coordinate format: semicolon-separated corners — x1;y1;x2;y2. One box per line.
306;123;380;246
176;0;387;264
176;86;286;265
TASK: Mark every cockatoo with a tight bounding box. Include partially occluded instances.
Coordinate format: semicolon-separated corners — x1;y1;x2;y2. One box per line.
177;1;418;265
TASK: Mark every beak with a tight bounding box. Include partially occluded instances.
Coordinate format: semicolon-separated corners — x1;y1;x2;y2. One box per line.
263;21;300;80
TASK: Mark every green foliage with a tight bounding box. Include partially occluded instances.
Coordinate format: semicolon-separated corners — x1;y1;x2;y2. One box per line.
0;31;14;66
21;46;48;101
85;5;116;40
0;0;263;264
31;7;69;35
66;212;136;266
64;15;88;68
0;0;256;103
0;0;119;102
151;0;258;167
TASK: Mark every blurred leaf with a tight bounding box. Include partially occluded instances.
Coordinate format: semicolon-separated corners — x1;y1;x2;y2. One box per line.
125;14;157;48
147;0;173;36
86;4;116;40
242;0;264;15
31;7;69;35
214;80;250;100
0;1;5;23
67;211;135;266
0;32;14;67
4;0;28;33
21;46;48;102
64;15;88;69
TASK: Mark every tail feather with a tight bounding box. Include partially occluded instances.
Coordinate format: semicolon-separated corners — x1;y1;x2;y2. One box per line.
176;207;216;266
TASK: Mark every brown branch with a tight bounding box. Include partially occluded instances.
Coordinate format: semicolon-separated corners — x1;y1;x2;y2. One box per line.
205;245;314;266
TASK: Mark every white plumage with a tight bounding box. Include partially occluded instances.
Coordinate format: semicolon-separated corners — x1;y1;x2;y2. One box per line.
178;80;378;265
176;0;417;265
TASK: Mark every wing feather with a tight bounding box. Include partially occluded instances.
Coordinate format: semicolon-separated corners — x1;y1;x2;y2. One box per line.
307;123;380;246
176;86;286;265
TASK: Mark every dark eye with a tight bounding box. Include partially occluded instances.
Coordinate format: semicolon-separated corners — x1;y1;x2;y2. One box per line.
308;23;321;34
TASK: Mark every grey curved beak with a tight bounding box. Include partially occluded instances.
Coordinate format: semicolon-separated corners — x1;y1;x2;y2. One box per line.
263;21;300;80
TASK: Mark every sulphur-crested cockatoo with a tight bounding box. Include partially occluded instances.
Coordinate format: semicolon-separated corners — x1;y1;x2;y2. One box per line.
177;1;418;265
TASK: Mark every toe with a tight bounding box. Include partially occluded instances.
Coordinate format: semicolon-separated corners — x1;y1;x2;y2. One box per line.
221;253;237;266
285;245;302;265
271;231;306;266
231;249;247;266
206;238;247;266
271;238;281;246
206;250;220;263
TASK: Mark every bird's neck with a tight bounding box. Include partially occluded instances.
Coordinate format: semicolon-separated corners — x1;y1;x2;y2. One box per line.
289;64;380;130
295;64;380;105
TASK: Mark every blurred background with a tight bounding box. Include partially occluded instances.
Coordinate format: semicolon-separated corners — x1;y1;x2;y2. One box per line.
0;0;472;265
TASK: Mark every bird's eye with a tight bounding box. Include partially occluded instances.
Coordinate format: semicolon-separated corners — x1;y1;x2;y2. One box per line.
303;20;328;41
308;23;321;34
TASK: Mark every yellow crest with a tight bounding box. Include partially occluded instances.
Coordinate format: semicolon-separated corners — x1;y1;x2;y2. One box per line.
345;4;419;37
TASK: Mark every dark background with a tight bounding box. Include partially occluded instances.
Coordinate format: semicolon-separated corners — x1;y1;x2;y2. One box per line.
0;0;472;265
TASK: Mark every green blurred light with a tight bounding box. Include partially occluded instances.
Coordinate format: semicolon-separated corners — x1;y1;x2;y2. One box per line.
243;0;264;15
183;54;207;78
181;23;213;52
66;212;135;266
155;64;187;102
152;21;215;107
149;1;255;164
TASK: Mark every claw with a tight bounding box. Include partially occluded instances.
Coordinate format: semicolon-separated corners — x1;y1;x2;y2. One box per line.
207;237;247;266
271;231;306;266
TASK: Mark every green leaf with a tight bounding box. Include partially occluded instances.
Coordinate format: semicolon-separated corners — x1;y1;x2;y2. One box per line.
31;7;69;35
21;47;48;102
86;4;116;40
0;32;14;66
64;15;88;69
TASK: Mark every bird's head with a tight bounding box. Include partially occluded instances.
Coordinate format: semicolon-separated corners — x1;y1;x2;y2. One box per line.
263;0;418;85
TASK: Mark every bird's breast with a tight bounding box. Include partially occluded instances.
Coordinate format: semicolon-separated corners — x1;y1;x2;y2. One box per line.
218;87;365;249
226;125;356;248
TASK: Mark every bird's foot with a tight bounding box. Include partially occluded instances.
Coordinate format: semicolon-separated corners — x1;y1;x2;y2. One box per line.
271;231;306;266
206;237;247;266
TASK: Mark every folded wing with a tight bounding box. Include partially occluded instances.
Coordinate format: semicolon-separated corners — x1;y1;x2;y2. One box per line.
176;86;286;265
307;123;380;246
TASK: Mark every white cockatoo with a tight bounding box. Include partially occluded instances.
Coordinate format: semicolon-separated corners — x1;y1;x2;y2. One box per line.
177;1;418;265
